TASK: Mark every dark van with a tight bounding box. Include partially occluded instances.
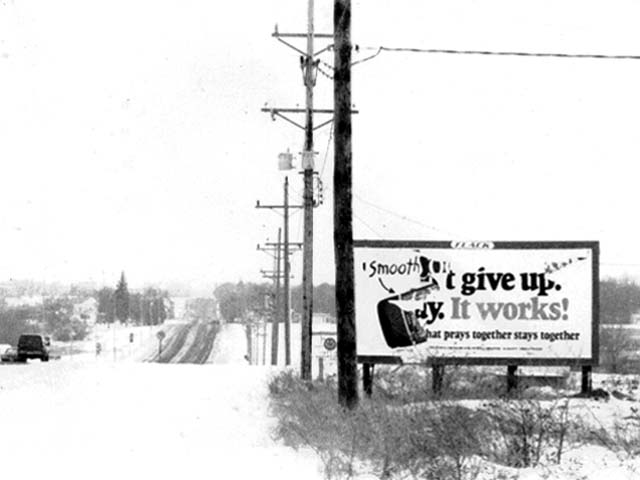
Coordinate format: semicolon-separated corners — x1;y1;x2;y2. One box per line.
17;334;50;362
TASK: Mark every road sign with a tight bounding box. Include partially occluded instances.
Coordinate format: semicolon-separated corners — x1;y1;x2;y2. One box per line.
323;337;337;351
312;330;337;358
156;331;166;341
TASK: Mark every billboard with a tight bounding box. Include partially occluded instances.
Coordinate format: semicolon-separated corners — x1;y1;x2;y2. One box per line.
354;241;598;365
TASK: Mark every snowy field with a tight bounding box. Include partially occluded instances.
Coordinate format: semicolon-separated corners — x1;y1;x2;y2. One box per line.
0;324;323;480
47;322;172;362
4;322;640;479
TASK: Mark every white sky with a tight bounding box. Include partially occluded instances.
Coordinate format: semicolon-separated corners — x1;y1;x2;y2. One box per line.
1;0;640;289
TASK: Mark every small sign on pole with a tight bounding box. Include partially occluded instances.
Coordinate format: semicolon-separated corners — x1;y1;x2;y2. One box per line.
312;331;337;380
323;337;337;351
313;330;338;358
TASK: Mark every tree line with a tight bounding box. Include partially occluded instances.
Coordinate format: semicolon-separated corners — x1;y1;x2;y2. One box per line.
96;273;173;325
0;272;173;345
600;277;640;324
214;278;640;324
213;281;336;323
1;276;638;346
0;296;88;344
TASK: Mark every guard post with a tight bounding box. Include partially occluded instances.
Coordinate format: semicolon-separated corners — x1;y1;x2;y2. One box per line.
581;365;592;394
432;364;444;395
507;365;518;394
363;363;374;397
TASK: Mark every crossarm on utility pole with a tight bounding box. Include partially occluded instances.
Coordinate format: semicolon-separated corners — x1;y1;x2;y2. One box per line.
256;200;303;209
260;108;358;132
265;242;303;248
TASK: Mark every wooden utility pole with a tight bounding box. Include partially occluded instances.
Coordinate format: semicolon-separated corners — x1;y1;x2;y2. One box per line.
272;229;282;365
256;182;303;366
261;0;341;377
283;177;292;365
334;0;358;409
300;0;316;381
259;230;283;365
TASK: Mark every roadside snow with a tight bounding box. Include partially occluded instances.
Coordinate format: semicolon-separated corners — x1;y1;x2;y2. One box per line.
209;323;249;364
0;359;323;480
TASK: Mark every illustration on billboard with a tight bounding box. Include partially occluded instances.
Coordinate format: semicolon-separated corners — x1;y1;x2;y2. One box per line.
355;241;598;364
377;283;436;348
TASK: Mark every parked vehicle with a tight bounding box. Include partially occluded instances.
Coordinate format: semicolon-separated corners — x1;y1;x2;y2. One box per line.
17;334;50;362
1;346;18;362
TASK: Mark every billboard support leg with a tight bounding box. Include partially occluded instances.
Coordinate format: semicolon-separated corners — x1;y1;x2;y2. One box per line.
507;365;518;394
581;365;592;394
363;363;373;397
318;357;324;382
432;365;444;395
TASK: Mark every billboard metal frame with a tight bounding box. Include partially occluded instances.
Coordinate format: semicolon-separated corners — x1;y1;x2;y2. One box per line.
354;240;600;367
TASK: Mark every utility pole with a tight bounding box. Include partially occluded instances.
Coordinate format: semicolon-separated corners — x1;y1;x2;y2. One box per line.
258;231;283;365
300;0;316;382
262;0;352;378
334;0;358;409
256;180;303;365
283;176;292;365
273;229;282;365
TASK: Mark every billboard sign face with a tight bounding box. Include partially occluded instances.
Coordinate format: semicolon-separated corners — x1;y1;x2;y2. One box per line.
354;241;598;365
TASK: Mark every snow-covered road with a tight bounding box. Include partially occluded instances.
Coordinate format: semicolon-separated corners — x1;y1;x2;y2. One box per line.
0;325;322;480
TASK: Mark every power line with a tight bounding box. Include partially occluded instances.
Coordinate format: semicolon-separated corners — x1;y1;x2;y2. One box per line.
320;123;334;179
602;262;640;268
323;182;458;236
324;182;459;238
353;212;384;239
318;58;334;71
317;63;334;79
351;191;458;237
352;45;640;67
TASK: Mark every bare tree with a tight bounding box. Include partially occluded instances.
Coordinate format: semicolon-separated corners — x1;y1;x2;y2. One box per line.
600;325;639;373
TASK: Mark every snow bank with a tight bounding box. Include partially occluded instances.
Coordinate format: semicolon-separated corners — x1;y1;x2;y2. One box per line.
209;323;249;364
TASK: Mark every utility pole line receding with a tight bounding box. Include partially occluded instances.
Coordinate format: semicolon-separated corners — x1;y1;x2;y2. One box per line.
256;179;301;366
283;176;292;365
264;0;343;379
272;229;282;365
334;0;358;409
300;0;316;382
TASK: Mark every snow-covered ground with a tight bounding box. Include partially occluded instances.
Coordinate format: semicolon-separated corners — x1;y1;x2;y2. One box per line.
210;322;249;364
48;322;171;362
0;324;323;480
5;322;640;480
